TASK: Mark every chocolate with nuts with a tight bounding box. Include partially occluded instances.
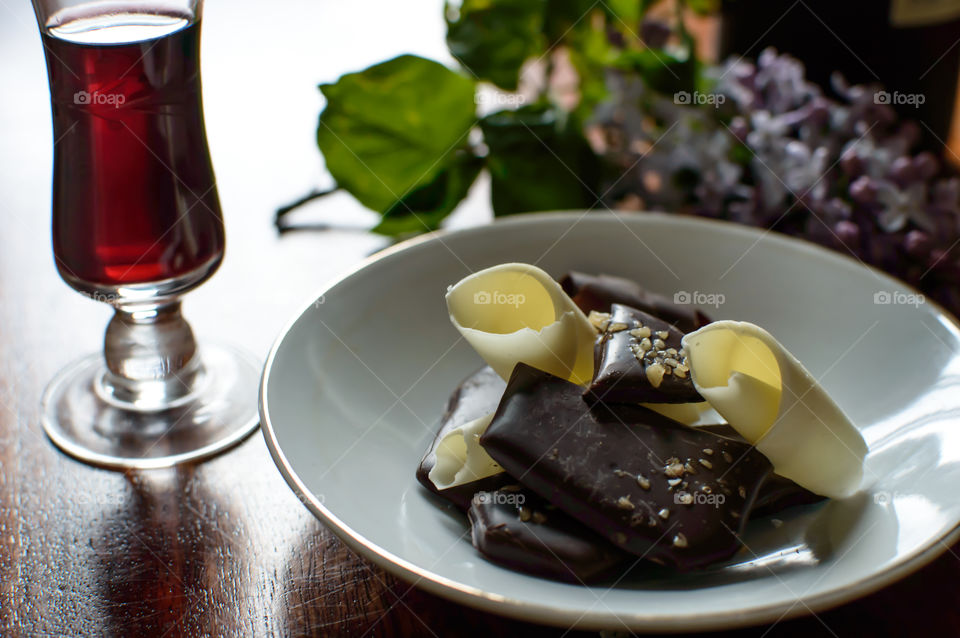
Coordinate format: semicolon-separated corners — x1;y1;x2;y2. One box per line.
480;364;772;570
468;487;628;582
586;304;702;405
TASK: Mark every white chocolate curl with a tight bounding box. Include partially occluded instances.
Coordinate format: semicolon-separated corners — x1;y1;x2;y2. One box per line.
446;263;596;385
428;413;501;490
682;321;866;498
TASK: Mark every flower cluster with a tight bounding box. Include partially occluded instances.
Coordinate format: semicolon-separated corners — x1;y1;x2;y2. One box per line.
591;48;960;315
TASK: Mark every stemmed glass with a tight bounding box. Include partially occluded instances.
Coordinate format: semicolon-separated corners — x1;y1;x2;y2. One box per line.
33;0;259;468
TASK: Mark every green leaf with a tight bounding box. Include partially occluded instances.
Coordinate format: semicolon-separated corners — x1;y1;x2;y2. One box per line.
446;0;547;90
543;0;599;43
371;152;484;235
317;55;477;214
481;105;600;215
614;46;699;95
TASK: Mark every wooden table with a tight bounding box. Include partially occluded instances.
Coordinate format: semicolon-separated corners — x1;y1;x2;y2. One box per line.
3;1;959;636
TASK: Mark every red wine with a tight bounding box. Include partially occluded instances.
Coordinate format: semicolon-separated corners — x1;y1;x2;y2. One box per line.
42;10;224;289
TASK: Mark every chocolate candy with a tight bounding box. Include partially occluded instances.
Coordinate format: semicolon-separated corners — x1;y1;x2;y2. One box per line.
560;271;710;333
587;304;702;405
480;364;772;570
468;487;628;582
416;366;510;509
695;424;826;516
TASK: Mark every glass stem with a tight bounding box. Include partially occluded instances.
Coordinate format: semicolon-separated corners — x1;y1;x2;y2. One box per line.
99;300;203;410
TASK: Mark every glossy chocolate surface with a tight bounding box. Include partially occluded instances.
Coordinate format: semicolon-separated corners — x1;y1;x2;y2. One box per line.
481;364;773;570
587;304;702;405
560;271;710;333
468;488;628;583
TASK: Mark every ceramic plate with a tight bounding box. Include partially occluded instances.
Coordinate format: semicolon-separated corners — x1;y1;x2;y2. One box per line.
260;212;960;632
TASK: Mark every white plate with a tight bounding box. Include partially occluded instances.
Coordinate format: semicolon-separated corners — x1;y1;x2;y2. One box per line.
260;212;960;632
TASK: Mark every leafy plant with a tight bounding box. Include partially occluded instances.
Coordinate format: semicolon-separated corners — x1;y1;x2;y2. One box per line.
277;0;704;236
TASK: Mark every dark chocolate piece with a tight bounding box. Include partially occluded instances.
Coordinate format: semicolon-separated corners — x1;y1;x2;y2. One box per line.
687;424;826;515
587;304;701;405
560;271;710;332
468;487;628;582
416;366;510;510
480;364;772;570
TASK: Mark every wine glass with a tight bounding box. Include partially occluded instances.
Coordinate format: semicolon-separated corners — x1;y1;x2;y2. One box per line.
33;0;259;468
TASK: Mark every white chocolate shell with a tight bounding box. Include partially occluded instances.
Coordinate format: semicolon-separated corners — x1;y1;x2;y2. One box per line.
446;263;596;385
682;320;866;498
428;413;500;490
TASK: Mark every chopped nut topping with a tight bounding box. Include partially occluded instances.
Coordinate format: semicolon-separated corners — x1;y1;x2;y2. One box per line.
665;347;678;357
646;363;666;388
672;533;688;548
738;486;747;499
702;448;714;456
664;459;685;478
674;367;688;379
677;492;694;505
722;451;733;463
668;478;682;487
532;511;547;524
648;516;659;527
731;510;740;518
613;469;630;478
639;337;652;352
607;321;629;333
683;462;697;475
658;508;670;520
701;485;712;494
653;338;666;349
637;474;651;490
519;506;532;522
699;458;713;469
588;311;611;332
629;326;651;339
663;357;680;368
656;330;670;340
616;496;635;510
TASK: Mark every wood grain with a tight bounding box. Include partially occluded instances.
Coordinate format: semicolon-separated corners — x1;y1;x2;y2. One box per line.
3;1;960;636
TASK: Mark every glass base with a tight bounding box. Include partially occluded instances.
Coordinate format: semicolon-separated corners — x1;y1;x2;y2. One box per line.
41;342;260;469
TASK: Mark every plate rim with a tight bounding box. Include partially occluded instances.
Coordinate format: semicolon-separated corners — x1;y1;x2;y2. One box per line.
259;210;960;632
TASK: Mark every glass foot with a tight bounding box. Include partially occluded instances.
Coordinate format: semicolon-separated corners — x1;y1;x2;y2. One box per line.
41;342;260;469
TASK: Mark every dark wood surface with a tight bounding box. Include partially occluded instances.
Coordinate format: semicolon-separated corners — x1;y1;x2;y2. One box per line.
4;1;960;636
